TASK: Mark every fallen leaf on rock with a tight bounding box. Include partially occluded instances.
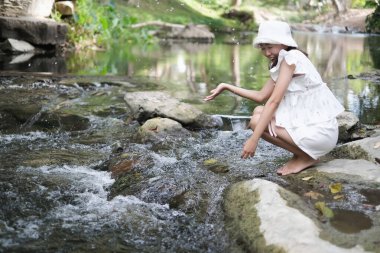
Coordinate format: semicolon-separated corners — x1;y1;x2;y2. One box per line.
315;201;334;218
329;182;342;194
302;176;314;181
374;142;380;149
333;194;344;200
203;159;218;166
304;191;324;200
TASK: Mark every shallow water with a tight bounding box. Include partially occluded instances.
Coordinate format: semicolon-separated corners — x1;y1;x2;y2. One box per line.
1;32;380;124
331;209;373;234
1;31;380;252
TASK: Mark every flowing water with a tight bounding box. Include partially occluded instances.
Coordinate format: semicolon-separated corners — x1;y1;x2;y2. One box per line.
1;31;380;252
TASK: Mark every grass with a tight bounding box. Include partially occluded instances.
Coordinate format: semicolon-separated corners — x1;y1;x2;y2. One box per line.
115;0;240;31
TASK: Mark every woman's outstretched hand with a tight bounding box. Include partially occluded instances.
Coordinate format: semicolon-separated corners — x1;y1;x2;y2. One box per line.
241;137;258;159
204;83;226;101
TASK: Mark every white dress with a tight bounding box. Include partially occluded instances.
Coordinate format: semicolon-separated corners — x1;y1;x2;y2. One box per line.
270;49;345;159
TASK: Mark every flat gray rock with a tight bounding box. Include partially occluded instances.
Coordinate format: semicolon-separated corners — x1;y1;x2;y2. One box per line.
315;159;380;182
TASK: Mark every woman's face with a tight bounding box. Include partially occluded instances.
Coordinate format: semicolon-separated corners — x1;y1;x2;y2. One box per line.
259;43;287;62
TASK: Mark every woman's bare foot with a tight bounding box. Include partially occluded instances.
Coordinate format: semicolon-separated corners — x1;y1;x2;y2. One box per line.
277;155;298;174
278;155;318;176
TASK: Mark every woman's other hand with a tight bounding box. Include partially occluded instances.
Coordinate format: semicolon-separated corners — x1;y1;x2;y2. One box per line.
204;83;227;101
241;137;258;159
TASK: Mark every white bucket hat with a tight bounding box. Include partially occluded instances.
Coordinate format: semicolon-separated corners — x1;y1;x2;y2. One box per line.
253;20;298;48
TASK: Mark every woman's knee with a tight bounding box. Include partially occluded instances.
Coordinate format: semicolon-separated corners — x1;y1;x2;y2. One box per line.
249;114;260;130
252;105;264;116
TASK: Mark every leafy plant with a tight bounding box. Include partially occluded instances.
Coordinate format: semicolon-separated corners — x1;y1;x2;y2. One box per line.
68;0;154;49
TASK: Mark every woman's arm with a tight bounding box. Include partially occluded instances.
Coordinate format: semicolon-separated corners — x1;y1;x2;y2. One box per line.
204;79;275;103
241;61;295;159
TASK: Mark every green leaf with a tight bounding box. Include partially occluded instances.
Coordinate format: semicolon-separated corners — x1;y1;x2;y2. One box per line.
315;201;334;218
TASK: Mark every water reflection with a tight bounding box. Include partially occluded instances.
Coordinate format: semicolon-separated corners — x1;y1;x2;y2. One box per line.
1;32;379;124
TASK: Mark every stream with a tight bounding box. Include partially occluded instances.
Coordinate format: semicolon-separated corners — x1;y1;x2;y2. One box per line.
1;31;380;252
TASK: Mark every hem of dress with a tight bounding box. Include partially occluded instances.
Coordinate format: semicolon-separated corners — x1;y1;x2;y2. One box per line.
285;128;319;160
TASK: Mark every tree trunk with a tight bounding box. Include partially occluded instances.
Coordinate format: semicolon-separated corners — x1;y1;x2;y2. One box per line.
332;0;348;14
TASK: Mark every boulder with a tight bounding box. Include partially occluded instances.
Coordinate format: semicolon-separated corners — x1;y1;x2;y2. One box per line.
54;1;75;16
124;91;221;129
0;38;35;53
0;0;54;17
161;24;215;43
224;179;368;253
330;134;380;163
0;16;68;45
315;159;380;183
138;117;191;140
337;111;360;142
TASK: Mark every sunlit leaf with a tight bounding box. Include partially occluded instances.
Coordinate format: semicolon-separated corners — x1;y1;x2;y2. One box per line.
302;176;314;181
304;191;324;200
203;159;218;166
315;201;334;218
329;182;342;194
333;194;344;200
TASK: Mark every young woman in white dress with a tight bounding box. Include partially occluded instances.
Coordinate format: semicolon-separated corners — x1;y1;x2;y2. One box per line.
204;21;344;175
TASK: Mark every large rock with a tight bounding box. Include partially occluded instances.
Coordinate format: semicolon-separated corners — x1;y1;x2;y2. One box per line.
331;134;380;163
0;16;68;45
124;91;220;129
336;111;360;142
315;159;380;183
138;117;191;141
224;179;369;253
160;24;215;43
0;38;35;53
54;1;75;16
0;0;54;17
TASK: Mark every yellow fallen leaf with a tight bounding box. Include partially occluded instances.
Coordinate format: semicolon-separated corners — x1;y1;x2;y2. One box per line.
329;182;342;194
374;142;380;149
203;159;218;166
333;194;344;200
302;176;314;181
304;191;324;200
315;201;334;218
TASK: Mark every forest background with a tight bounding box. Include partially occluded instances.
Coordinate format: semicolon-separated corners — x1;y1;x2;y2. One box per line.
55;0;380;50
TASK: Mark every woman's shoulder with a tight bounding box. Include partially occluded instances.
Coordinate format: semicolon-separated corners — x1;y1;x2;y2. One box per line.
279;49;306;59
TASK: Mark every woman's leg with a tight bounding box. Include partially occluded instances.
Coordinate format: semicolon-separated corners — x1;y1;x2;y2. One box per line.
249;108;318;175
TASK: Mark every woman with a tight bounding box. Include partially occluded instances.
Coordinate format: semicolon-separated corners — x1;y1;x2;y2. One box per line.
204;21;344;175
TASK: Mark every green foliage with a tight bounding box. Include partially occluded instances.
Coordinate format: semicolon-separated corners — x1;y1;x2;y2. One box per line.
364;0;379;8
365;3;380;33
351;0;367;8
119;0;236;31
50;10;62;22
68;0;154;48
